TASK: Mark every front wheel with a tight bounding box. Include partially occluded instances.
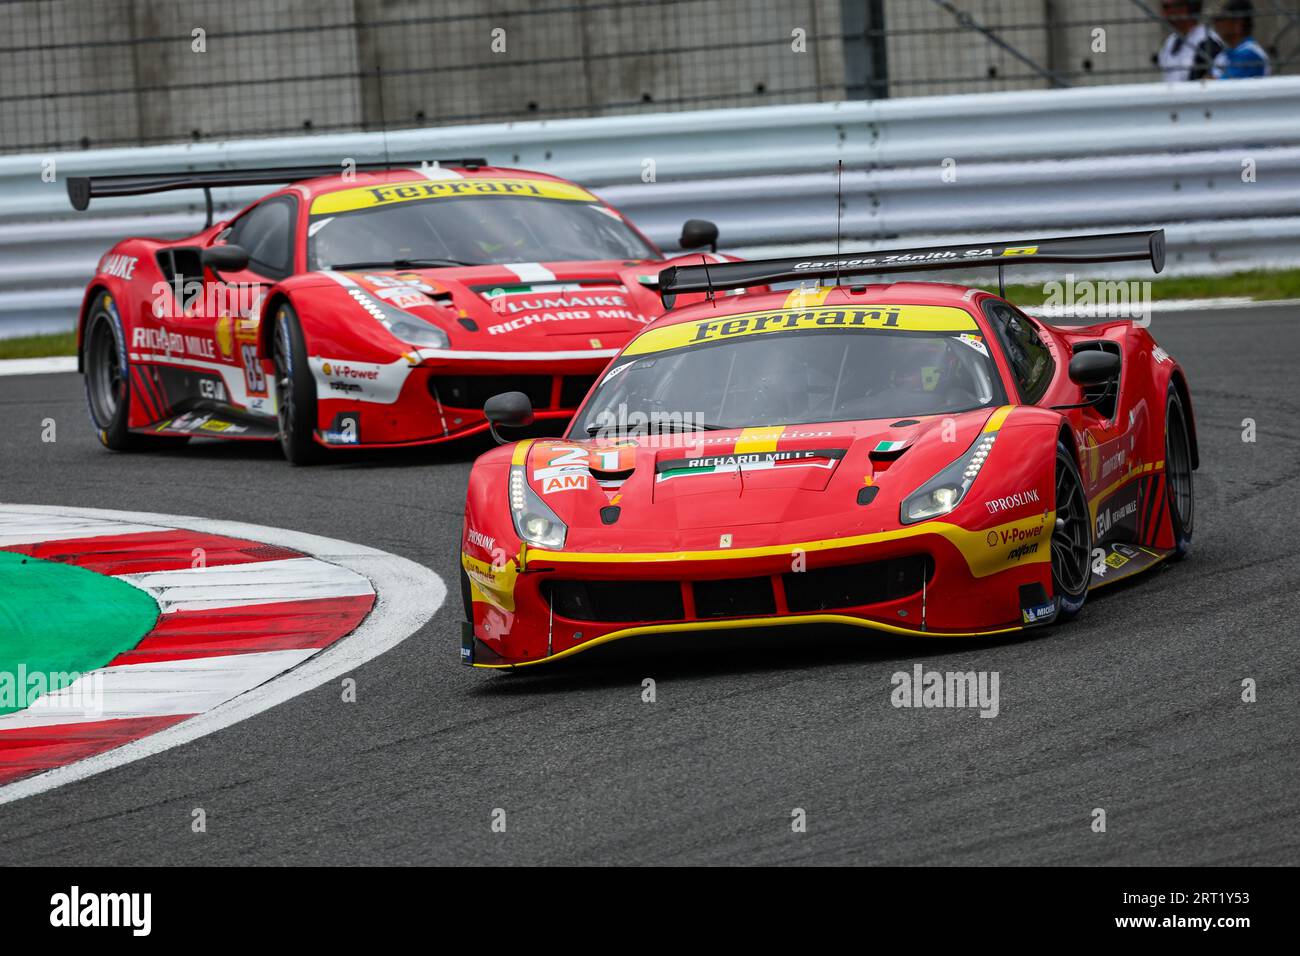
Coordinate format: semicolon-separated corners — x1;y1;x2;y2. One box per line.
1164;385;1195;559
460;566;473;621
1051;440;1092;619
272;302;320;465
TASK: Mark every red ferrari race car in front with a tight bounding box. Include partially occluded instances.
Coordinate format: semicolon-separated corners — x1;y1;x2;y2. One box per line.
459;231;1196;668
68;160;731;463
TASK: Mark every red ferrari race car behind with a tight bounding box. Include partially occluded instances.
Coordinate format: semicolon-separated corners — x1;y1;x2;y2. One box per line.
69;160;733;463
460;231;1196;668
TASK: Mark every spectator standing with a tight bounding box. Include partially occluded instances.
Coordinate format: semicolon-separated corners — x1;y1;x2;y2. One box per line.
1157;0;1223;81
1212;0;1271;78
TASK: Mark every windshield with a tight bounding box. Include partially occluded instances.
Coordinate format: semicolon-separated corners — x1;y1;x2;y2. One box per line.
307;195;656;269
572;323;1005;436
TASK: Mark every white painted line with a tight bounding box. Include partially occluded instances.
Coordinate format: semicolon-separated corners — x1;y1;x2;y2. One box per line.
0;504;445;806
0;649;316;729
0;356;77;377
2;299;1292;381
118;556;374;613
1025;297;1300;318
0;512;164;547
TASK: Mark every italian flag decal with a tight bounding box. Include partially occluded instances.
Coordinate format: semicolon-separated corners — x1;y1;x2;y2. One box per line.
0;506;439;800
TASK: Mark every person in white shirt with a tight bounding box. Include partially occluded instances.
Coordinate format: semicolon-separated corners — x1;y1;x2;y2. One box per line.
1156;0;1224;81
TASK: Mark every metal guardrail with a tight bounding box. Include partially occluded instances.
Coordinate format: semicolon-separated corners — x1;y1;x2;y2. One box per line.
3;77;1300;337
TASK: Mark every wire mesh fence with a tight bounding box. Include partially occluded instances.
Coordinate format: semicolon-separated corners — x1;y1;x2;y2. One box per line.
881;0;1299;96
1;0;1296;156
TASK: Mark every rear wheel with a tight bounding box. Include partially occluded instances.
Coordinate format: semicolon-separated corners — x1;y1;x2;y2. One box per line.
1051;440;1092;619
1165;385;1195;559
83;295;187;451
83;299;131;449
272;302;320;465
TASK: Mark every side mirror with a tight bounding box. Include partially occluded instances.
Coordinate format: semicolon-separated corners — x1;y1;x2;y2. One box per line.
679;219;719;253
1068;350;1121;386
201;244;250;275
484;391;535;444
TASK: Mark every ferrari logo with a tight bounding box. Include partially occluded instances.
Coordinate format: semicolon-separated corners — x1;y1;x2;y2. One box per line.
214;316;235;360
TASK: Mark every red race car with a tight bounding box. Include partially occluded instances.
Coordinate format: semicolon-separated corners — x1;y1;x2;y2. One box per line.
459;230;1196;668
68;160;730;463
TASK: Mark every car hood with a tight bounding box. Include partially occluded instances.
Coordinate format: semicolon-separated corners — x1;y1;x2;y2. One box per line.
519;408;999;548
322;257;700;354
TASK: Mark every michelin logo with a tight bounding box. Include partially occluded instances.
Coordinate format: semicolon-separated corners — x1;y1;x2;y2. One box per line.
1022;600;1056;624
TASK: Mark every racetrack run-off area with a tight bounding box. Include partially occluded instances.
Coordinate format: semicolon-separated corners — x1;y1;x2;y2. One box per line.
0;305;1296;865
0;507;443;805
0;549;158;716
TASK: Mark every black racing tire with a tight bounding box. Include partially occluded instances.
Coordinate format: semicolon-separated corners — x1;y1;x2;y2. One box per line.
1051;439;1092;619
82;294;188;452
272;301;320;465
460;566;473;621
1164;384;1195;560
83;296;132;450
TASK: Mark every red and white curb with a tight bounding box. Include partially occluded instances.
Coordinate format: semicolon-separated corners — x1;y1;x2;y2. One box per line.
0;504;444;805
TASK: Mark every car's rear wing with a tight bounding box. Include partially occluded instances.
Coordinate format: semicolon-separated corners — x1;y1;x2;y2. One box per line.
658;230;1165;303
67;159;489;225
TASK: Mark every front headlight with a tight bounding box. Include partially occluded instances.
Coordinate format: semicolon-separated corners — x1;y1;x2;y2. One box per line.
348;289;450;350
388;319;449;349
509;466;567;548
900;432;996;524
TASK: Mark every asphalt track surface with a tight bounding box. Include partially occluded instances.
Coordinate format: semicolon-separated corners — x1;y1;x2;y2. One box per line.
0;305;1296;866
